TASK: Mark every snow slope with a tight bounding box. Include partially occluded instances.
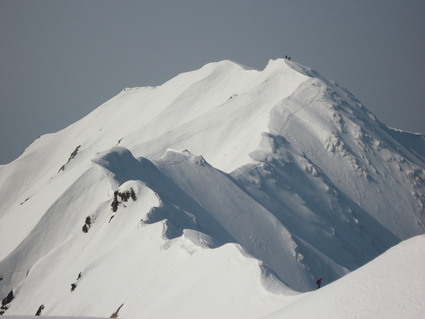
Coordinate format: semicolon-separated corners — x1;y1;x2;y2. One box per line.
264;234;425;319
0;59;424;317
0;148;299;318
2;235;424;319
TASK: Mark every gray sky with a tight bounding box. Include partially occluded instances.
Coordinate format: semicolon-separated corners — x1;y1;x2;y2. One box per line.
1;0;424;165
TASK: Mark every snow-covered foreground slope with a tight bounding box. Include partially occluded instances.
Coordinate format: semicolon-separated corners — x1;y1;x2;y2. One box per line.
0;59;424;317
264;234;425;319
2;235;424;319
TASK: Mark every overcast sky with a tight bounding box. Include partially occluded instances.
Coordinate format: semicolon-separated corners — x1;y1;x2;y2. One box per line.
1;0;424;164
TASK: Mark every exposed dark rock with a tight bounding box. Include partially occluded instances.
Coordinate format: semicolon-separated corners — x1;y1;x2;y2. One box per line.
111;191;119;212
111;188;137;212
82;215;94;233
130;188;137;201
111;200;119;212
35;305;44;316
71;283;76;292
110;303;124;318
1;290;14;306
1;290;14;314
119;191;130;202
58;145;81;172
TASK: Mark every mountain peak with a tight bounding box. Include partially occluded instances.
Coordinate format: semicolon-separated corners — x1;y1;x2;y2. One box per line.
0;59;424;317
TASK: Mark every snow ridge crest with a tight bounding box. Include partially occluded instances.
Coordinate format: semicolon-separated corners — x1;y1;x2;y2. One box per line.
0;59;424;317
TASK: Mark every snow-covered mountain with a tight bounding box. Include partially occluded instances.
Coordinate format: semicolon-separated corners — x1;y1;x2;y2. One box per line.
0;59;424;318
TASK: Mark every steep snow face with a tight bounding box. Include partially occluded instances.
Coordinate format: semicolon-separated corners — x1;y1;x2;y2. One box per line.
262;65;425;239
0;59;424;316
231;62;425;281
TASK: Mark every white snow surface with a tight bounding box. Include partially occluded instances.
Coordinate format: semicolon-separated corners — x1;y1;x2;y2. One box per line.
0;59;424;318
264;234;425;319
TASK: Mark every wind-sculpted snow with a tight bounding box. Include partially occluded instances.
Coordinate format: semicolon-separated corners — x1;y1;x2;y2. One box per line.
0;59;424;317
93;147;313;291
0;147;297;317
153;149;314;290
